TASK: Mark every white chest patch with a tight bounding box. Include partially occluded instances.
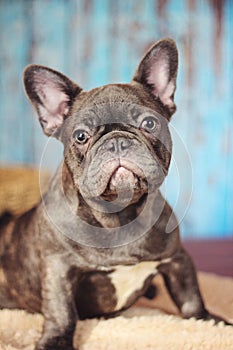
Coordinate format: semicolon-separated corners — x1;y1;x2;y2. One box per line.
109;261;160;311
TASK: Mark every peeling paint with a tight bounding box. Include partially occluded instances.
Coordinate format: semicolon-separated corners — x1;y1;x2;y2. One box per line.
157;0;168;36
0;0;232;239
209;0;225;75
157;0;168;17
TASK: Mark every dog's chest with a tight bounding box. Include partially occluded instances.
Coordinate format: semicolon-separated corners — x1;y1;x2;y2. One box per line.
106;261;160;311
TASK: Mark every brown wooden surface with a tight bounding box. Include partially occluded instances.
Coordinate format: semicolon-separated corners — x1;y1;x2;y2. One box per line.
0;1;232;240
183;239;233;277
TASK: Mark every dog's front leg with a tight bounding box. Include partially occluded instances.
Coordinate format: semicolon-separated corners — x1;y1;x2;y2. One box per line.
158;248;229;324
36;256;78;350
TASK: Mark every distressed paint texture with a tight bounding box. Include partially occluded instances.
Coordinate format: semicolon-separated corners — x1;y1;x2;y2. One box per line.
0;0;232;239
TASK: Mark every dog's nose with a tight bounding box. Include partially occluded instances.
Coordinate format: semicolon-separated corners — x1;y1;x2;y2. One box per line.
106;137;132;153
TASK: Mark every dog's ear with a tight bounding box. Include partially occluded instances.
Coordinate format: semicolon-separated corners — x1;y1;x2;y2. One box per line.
133;38;178;117
24;65;82;136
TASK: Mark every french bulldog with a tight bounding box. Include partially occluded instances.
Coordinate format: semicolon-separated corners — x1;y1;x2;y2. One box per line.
0;38;229;350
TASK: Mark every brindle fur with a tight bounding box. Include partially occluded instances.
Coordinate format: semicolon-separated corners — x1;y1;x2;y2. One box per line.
0;39;229;350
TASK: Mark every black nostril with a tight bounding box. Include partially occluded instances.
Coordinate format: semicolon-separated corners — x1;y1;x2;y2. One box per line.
107;140;117;153
119;138;131;151
105;137;131;153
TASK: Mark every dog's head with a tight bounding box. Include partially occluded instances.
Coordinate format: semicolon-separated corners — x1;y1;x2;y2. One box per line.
24;38;178;206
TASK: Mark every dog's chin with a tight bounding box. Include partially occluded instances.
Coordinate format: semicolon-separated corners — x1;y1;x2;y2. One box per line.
100;166;148;203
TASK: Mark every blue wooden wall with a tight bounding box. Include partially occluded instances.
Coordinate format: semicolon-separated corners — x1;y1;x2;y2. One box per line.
0;0;232;239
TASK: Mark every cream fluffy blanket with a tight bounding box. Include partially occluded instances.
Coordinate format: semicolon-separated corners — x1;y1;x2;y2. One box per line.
0;272;232;350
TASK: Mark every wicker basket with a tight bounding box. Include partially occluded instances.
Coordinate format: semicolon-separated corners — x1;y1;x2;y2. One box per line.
0;167;50;217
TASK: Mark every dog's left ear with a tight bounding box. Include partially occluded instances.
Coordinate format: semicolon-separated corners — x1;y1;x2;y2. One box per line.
24;65;82;136
133;38;178;117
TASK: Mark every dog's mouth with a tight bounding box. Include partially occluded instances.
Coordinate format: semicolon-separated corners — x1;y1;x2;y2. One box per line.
101;163;148;201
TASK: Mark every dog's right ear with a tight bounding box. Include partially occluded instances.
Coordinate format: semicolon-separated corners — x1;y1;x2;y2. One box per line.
23;65;82;136
133;38;178;118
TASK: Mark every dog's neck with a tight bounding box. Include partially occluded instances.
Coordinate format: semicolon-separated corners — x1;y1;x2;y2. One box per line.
77;192;148;229
42;162;168;247
60;162;161;229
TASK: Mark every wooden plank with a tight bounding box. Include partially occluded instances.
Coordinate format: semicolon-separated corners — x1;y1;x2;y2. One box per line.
62;0;88;87
0;0;35;164
224;0;233;236
0;0;232;239
26;0;68;171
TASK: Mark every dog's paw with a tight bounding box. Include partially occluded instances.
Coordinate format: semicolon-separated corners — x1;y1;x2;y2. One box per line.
36;344;76;350
36;336;76;350
200;309;232;326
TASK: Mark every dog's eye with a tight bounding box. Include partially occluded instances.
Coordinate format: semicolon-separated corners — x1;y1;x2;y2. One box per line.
73;129;89;144
140;116;158;132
